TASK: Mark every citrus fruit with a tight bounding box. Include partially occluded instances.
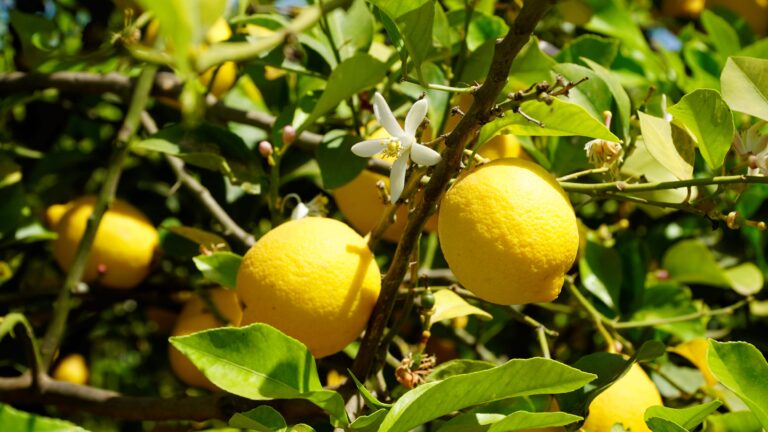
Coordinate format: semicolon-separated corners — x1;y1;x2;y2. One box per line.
670;338;717;386
437;158;579;305
47;196;158;289
52;353;89;385
583;363;663;432
199;61;237;98
236;217;381;357
169;288;243;391
661;0;706;17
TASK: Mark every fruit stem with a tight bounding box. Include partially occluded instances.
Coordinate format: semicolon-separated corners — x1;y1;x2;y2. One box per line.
39;65;158;370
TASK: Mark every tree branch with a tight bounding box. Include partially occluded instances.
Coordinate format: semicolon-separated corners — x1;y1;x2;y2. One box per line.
348;0;556;387
0;374;324;422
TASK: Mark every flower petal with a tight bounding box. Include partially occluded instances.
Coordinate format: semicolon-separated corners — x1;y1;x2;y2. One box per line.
373;93;404;137
405;98;429;136
389;153;409;203
410;143;441;166
351;139;385;157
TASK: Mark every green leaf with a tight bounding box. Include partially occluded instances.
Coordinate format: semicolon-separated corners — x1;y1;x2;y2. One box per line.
378;358;596;432
316;131;369;189
579;239;623;309
506;37;557;91
582;58;631;143
431;289;493;324
349;371;393;410
721;57;768;121
708;340;768;429
229;406;287;431
638;112;694;181
486;411;582;432
467;11;508;52
436;413;505;432
369;0;433;83
557;352;631;419
300;54;388;131
645;400;722;430
427;359;496;382
636;341;667;362
645;418;688;432
724;263;764;296
0;402;88;431
329;0;374;60
350;409;388;432
170;324;348;427
701;10;741;58
556;35;619;67
662;239;757;296
704;411;763;432
479;98;620;144
0;155;21;189
193;252;242;289
668;89;734;170
553;63;612;121
167;226;231;252
631;283;705;340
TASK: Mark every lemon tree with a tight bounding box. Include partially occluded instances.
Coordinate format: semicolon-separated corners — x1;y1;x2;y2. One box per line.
1;1;768;431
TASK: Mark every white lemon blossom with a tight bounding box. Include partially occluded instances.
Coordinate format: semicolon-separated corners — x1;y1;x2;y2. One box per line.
351;93;441;203
733;121;768;176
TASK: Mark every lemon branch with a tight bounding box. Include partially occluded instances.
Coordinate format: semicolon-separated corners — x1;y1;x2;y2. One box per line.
39;65;158;370
608;297;752;329
348;0;557;386
560;174;768;193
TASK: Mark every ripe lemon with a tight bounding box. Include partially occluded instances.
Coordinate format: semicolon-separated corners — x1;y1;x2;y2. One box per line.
438;158;579;305
199;61;237;98
661;0;706;17
52;353;89;385
169;288;243;391
236;217;381;357
47;196;158;290
670;338;717;386
583;364;663;432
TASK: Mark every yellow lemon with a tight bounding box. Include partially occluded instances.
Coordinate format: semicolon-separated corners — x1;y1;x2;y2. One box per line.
199;61;237;98
169;288;243;391
438;158;579;305
670;338;717;386
52;353;89;385
583;364;663;432
236;217;381;358
48;196;158;290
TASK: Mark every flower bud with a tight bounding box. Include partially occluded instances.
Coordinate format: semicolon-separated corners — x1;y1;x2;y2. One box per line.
258;141;273;158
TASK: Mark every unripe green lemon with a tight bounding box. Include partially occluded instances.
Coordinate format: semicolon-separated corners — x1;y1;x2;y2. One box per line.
236;217;381;358
438;159;579;305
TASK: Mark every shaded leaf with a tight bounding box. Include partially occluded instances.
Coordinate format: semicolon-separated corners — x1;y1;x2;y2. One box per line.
579;239;622;309
701;10;741;58
350;409;388;432
0;402;88;431
668;89;734;170
193;252;242;289
638;112;694;181
644;400;722;430
229;406;287;431
317;131;369;189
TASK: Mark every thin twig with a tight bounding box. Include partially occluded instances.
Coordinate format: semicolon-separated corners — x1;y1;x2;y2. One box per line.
140;112;255;247
39;65;158;369
565;279;616;352
610;298;752;329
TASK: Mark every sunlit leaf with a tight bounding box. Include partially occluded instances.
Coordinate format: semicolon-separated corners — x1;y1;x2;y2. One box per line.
193;252;242;289
667;89;734;170
721;57;768;121
431;289;493;324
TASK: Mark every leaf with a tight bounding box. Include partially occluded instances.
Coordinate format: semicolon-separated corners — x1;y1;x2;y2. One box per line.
330;0;374;60
486;411;582;432
479;98;620;144
466;11;508;52
579;239;623;309
720;57;768;121
0;155;21;189
708;340;768;429
506;37;557;91
170;324;348;427
436;413;505;432
300;54;388;131
556;35;619;67
667;89;734;170
0;403;89;431
377;358;596;432
431;290;493;324
553;63;613;121
636;341;667;362
369;0;433;83
349;371;393;410
556;352;631;419
644;400;722;430
316;131;369;189
724;263;764;296
638;112;694;181
645;418;688;432
229;406;287;431
427;359;496;382
662;239;757;296
350;409;388;432
704;411;763;432
582;58;631;143
631;283;705;340
193;252;243;289
701;10;741;58
167;226;231;252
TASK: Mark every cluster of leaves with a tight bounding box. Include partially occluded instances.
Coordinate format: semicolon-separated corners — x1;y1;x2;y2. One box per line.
1;0;768;431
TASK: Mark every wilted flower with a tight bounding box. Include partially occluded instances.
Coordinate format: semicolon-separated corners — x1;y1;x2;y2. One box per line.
351;93;441;202
584;111;623;173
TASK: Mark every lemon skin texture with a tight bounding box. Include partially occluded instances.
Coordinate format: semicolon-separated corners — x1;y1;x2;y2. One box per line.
169;288;243;391
438;158;579;305
236;217;381;358
48;196;158;290
52;353;89;385
671;338;717;386
583;364;663;432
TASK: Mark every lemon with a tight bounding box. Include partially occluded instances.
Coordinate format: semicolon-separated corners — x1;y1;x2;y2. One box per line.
52;353;89;385
583;364;663;432
438;158;579;305
670;338;717;386
47;196;158;290
169;288;243;391
199;61;237;98
236;217;381;358
661;0;706;17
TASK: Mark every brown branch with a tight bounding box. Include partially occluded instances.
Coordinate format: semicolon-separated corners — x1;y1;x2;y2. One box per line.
140;112;256;248
347;0;556;387
0;374;323;422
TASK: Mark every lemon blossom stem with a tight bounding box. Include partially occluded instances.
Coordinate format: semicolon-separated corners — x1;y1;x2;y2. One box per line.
39;65;158;369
